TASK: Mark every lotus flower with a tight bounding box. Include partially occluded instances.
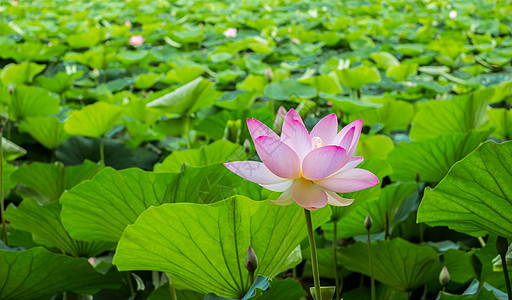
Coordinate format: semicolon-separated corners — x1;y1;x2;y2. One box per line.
223;28;237;38
129;35;144;46
224;109;379;210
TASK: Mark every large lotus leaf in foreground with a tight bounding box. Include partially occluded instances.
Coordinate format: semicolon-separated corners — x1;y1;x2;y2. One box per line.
113;196;331;298
0;247;120;299
418;140;512;239
61;164;244;242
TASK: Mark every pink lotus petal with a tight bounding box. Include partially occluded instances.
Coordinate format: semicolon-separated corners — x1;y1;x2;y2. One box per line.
281;109;306;138
335;120;362;157
262;180;294;192
247;118;279;141
281;120;312;162
291;178;328;210
315;169;379;193
324;190;354;206
254;136;301;179
302;146;347;180
310;113;338;145
269;188;295;206
224;161;288;185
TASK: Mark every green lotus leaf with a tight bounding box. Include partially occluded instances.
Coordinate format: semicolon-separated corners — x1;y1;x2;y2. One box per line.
2;138;27;161
417;141;512;239
155;140;245;172
334;65;381;90
299;74;342;95
61;163;244;242
18;115;70;150
147;77;217;115
332;183;418;238
339;238;441;292
11;160;101;204
410;89;492;141
264;79;317;101
6;199;114;257
0;62;46;85
350;98;414;133
34;71;84;94
64;101;122;138
488;108;512;140
385;61;418;81
370;51;400;70
0;247;120;299
388;130;491;183
9;85;60;121
113;196;331;298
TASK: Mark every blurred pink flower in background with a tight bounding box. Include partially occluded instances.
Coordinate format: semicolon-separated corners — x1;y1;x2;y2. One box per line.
223;28;237;38
124;20;132;27
224;109;379;210
129;35;144;46
449;10;457;19
291;38;301;44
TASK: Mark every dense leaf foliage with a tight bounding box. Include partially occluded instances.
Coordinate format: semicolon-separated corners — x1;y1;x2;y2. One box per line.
0;0;511;299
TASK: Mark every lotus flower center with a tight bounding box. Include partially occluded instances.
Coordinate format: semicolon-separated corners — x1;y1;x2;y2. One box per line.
312;137;323;150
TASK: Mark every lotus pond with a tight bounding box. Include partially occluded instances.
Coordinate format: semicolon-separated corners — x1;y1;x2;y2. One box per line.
0;0;512;299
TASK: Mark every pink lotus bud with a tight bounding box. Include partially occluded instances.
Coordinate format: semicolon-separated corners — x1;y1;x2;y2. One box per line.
265;68;274;82
364;215;373;230
439;266;450;286
129;35;144;46
291;38;300;44
449;10;457;19
244;246;258;273
273;106;287;134
223;28;237;38
124;20;131;27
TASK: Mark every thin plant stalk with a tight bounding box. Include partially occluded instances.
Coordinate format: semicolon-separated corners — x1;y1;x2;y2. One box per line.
249;270;255;286
184;114;191;149
126;272;135;296
384;211;390;240
0;128;6;245
497;237;511;300
169;283;178;300
305;209;321;300
478;237;486;247
99;136;106;167
333;219;340;300
367;229;375;300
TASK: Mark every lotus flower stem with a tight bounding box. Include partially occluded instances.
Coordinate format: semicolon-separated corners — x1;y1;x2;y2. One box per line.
333;219;340;300
497;236;512;300
305;208;321;300
169;282;178;300
99;136;106;167
0;128;6;245
366;216;375;300
126;272;135;296
184;114;191;149
384;211;390;240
